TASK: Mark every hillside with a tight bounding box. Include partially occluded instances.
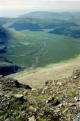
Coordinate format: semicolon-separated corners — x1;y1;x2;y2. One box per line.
1;11;80;38
20;11;80;21
0;67;80;121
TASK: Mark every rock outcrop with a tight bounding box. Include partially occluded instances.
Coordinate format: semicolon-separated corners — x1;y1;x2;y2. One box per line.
0;69;80;121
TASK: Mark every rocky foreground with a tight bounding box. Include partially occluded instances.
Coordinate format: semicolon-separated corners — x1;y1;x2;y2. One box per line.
0;69;80;121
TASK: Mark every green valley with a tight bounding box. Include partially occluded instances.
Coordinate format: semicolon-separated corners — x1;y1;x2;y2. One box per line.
0;11;80;70
5;29;80;67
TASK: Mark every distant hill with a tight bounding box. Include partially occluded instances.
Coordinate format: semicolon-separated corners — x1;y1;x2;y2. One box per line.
20;11;80;20
0;11;79;38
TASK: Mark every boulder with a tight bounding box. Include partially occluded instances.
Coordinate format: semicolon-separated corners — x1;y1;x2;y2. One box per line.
13;94;25;102
28;106;37;113
29;116;36;121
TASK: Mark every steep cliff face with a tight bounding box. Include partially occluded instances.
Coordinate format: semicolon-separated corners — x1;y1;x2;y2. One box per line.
0;26;19;75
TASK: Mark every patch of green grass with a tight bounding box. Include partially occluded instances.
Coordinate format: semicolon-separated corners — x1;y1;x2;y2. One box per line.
68;92;76;97
37;118;47;121
61;107;69;113
0;113;8;120
16;115;22;121
35;94;49;100
54;94;62;100
19;103;28;111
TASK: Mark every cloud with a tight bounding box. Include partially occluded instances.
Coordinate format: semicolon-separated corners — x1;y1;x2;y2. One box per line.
0;0;80;17
0;0;80;10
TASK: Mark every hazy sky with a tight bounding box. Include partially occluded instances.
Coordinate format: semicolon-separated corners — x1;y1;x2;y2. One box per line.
0;0;80;17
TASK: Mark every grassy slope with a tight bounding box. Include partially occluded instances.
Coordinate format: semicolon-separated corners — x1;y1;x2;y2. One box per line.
9;56;80;88
6;29;80;68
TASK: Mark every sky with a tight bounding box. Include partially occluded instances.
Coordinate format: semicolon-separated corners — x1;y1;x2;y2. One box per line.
0;0;80;17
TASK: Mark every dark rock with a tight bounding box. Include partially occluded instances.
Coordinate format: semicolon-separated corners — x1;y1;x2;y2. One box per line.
14;80;32;89
45;80;53;86
14;80;22;88
24;85;32;90
52;99;60;106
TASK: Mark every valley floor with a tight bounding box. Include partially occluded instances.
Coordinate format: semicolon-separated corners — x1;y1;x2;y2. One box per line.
10;56;80;88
